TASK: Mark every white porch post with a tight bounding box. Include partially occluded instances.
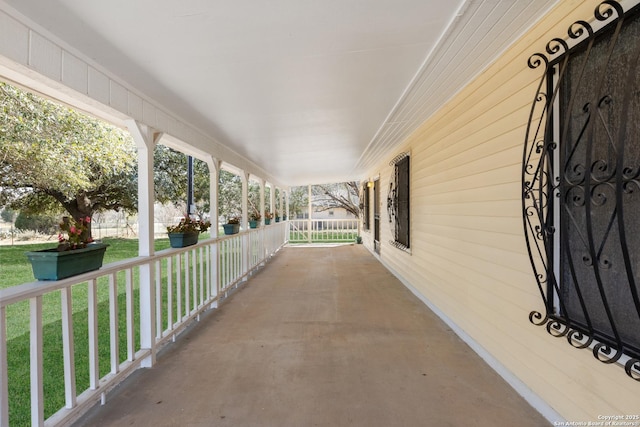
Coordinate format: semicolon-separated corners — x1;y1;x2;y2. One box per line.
270;184;276;216
241;171;249;276
207;157;220;307
285;188;290;220
307;184;312;243
285;187;290;242
241;171;249;230
127;120;161;368
259;179;265;225
207;157;220;237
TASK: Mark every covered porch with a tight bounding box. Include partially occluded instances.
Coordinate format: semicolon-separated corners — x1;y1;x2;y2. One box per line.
3;0;640;425
75;245;548;427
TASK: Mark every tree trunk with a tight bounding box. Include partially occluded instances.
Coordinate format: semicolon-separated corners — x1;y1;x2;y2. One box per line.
61;191;94;241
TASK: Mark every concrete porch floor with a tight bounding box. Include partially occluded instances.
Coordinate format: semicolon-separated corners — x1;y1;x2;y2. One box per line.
75;245;550;427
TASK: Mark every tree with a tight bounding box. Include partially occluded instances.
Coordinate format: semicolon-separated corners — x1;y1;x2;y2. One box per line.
248;180;262;217
0;208;15;222
289;182;360;218
289;186;308;218
0;83;212;238
218;170;242;220
0;82;137;237
312;182;360;217
14;211;58;234
153;144;210;217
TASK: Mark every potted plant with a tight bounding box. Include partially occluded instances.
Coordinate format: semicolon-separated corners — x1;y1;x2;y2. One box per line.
249;210;261;229
166;215;211;248
275;210;281;222
264;211;273;225
222;216;240;235
25;216;109;281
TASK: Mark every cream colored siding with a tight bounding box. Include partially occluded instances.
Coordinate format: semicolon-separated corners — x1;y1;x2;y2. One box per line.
364;0;639;422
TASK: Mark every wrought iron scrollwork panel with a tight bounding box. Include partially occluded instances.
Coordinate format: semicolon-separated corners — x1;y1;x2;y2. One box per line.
388;152;410;251
522;0;640;380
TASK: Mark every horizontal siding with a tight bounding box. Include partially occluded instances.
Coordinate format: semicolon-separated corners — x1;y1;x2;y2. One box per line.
365;0;639;423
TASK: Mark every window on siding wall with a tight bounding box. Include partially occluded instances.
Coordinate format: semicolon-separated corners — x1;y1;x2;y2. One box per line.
388;153;410;251
362;183;370;231
396;157;410;248
523;0;640;380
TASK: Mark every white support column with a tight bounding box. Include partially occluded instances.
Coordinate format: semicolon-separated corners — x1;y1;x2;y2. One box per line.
126;120;161;368
285;188;290;220
270;184;276;216
285;187;291;242
207;157;220;308
241;171;249;230
241;171;249;277
259;179;265;226
308;184;312;243
207;157;221;237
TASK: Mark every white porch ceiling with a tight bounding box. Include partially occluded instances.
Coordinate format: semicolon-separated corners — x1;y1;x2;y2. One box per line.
1;0;556;186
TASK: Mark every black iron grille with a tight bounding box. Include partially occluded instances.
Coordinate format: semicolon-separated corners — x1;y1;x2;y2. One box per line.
522;0;640;381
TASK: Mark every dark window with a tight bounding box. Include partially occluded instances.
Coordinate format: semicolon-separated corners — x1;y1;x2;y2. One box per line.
388;153;410;251
362;183;370;231
374;179;380;254
395;156;410;248
523;0;640;380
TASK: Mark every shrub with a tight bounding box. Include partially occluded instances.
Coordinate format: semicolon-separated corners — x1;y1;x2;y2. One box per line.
14;212;58;234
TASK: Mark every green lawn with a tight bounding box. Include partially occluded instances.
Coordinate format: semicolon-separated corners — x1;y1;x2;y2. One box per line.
0;236;201;426
0;238;175;339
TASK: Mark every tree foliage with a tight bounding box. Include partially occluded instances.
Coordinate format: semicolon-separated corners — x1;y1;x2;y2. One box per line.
0;208;15;223
289;186;308;217
219;170;241;220
153;145;210;216
0;83;215;235
289;182;360;218
312;182;360;217
14;211;58;234
0;82;137;234
248;180;262;217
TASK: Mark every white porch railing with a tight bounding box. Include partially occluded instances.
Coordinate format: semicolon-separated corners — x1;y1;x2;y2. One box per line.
0;222;287;427
287;218;359;244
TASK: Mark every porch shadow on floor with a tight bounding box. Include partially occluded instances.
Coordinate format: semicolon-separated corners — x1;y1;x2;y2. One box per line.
74;245;550;427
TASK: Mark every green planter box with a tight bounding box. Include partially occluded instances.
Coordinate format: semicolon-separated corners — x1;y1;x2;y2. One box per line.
222;223;240;235
25;242;109;281
249;220;259;229
264;218;271;225
168;231;199;248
